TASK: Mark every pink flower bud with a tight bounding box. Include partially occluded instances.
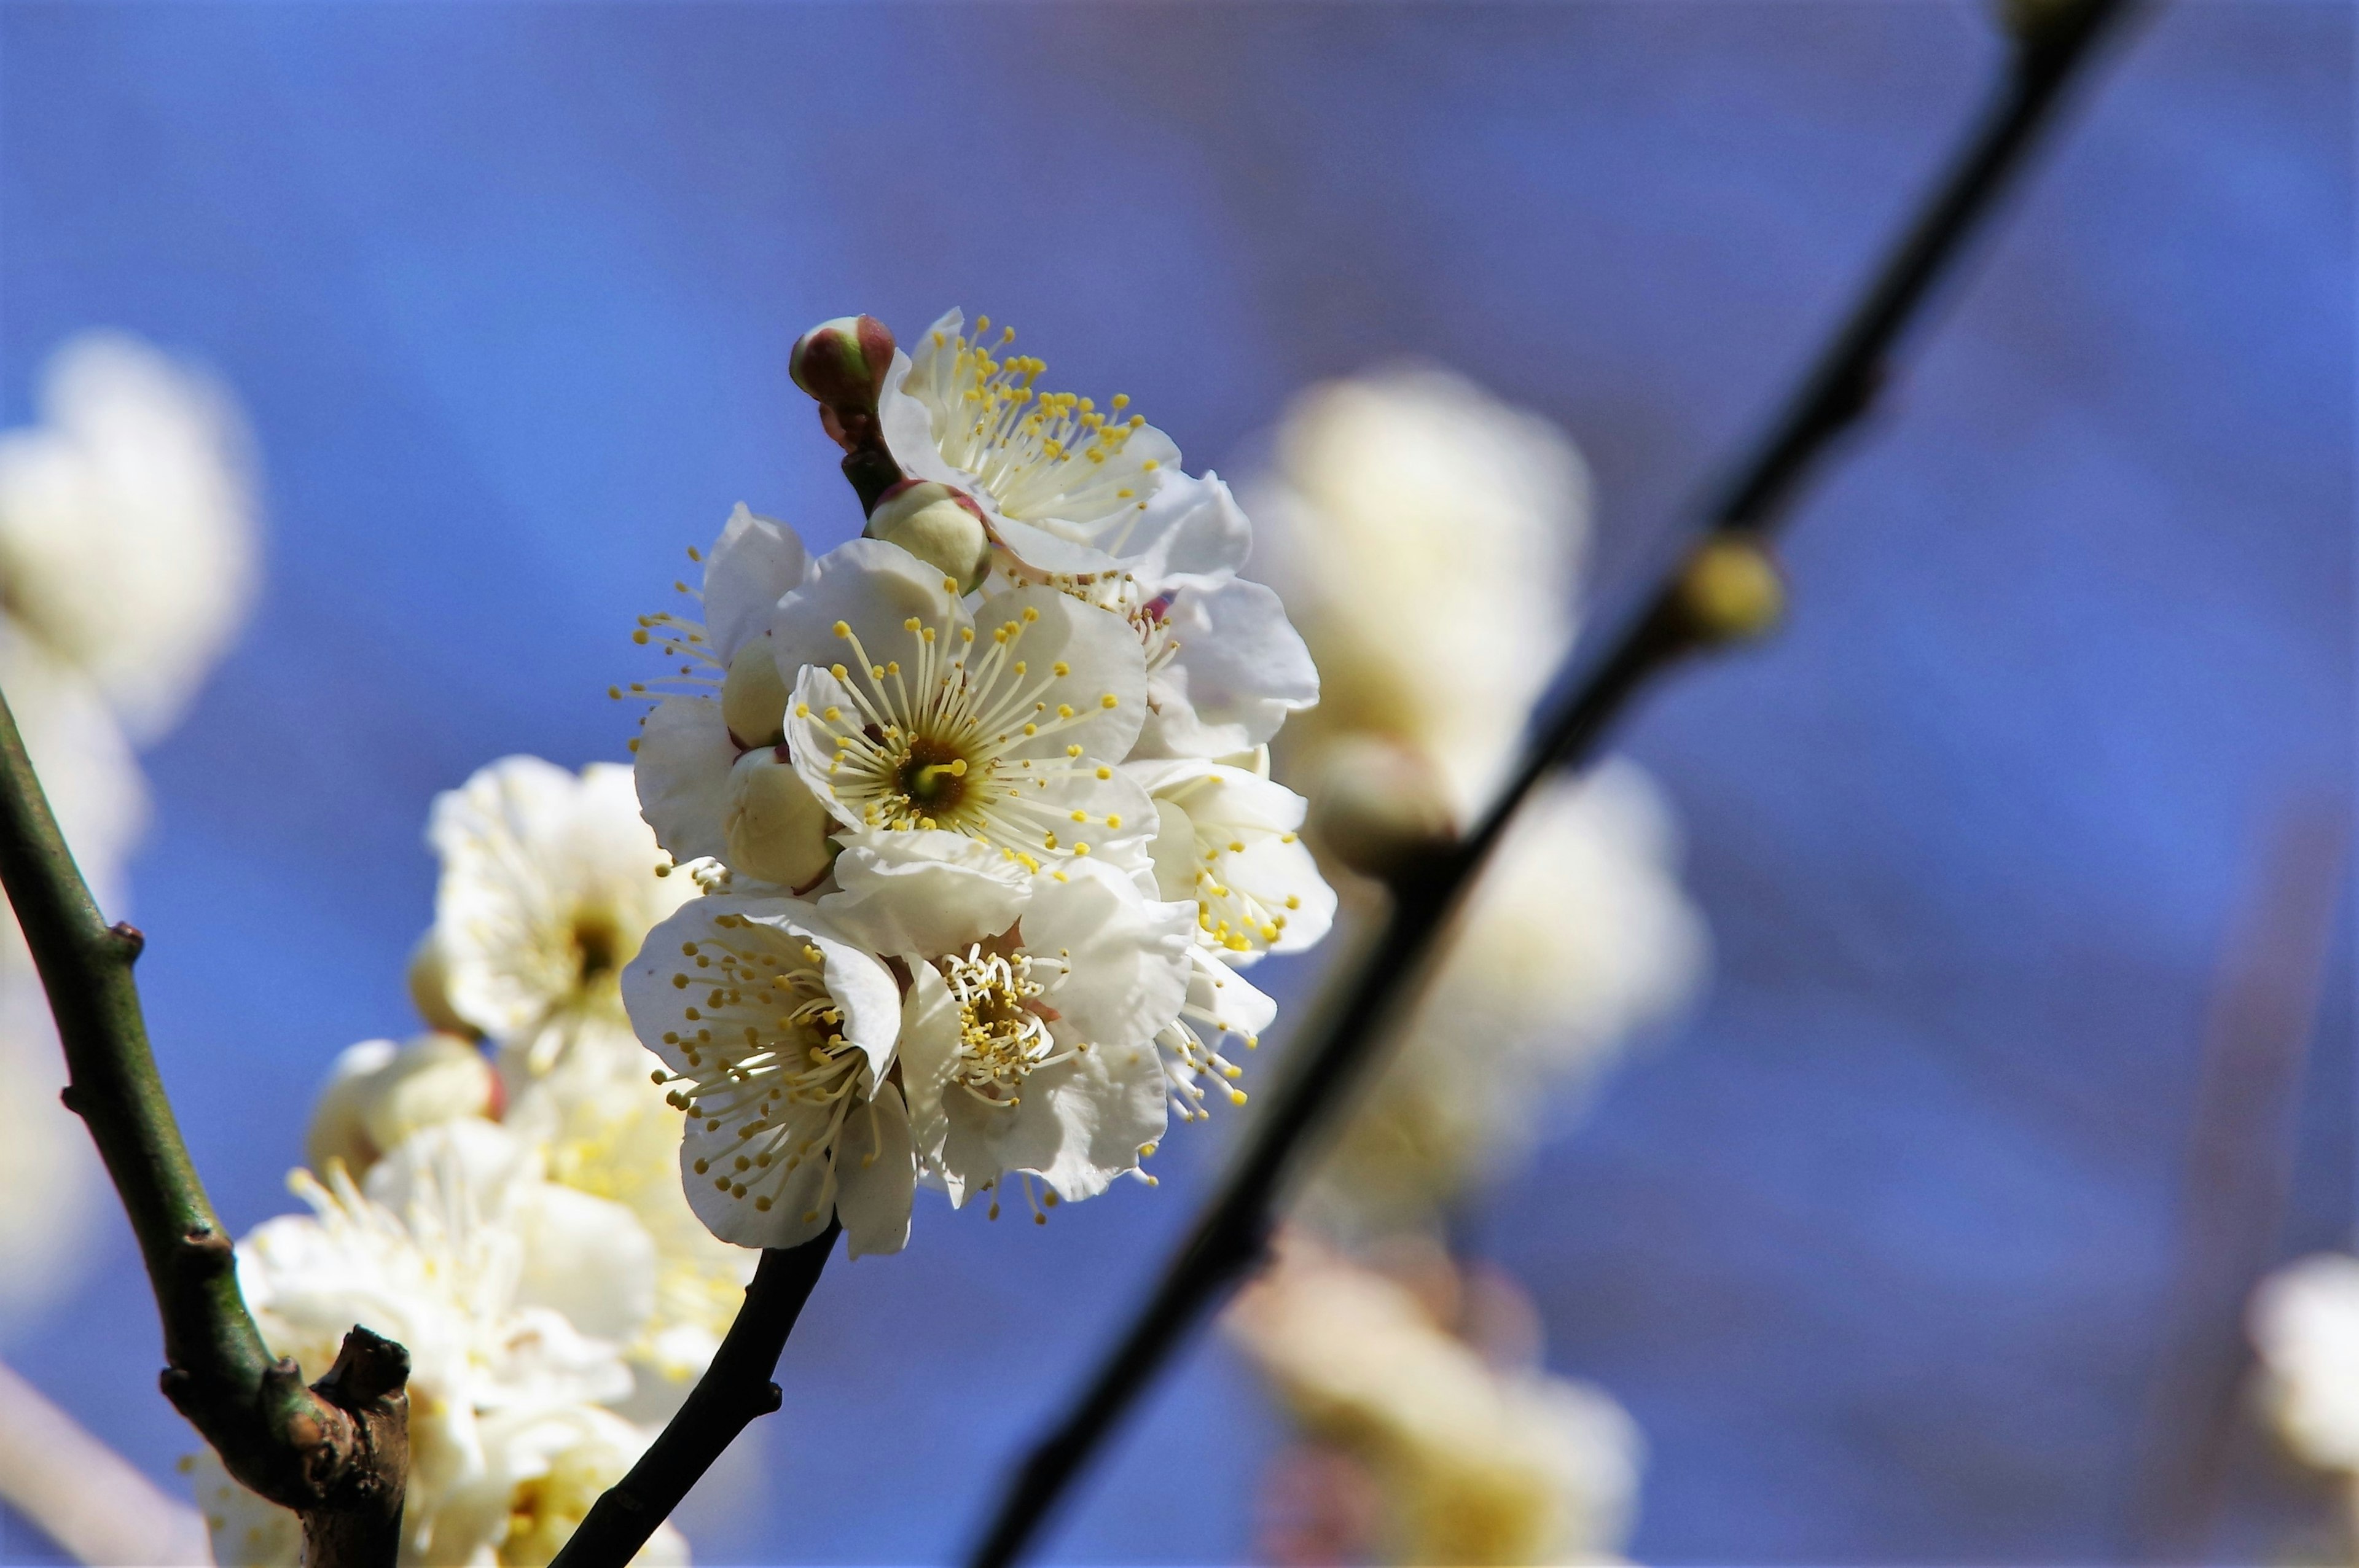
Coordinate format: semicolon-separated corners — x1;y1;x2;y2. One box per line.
788;315;896;413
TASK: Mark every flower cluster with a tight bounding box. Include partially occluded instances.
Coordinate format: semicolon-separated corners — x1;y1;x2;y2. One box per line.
0;332;260;1329
1248;366;1707;1230
200;758;756;1567
623;309;1334;1255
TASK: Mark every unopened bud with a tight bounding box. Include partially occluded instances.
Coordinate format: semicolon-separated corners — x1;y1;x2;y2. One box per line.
866;479;992;593
789;315;896;414
1674;536;1783;645
1307;736;1457;881
723;746;835;891
721;634;789;749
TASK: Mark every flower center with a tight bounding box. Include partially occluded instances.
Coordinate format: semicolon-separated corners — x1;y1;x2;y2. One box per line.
941;945;1071;1108
894;735;971;814
800;609;1125;861
918;316;1159;525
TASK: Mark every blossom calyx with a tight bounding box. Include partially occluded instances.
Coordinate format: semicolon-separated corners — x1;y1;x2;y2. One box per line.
864;480;992;595
789;314;896;419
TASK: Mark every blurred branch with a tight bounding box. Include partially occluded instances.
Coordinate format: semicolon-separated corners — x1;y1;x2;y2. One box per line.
549;1221;839;1568
0;1357;211;1566
2126;804;2349;1561
966;4;2145;1564
0;686;410;1568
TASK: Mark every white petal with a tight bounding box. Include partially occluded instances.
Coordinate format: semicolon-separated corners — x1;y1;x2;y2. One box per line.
894;961;963;1199
633;696;738;866
818;829;1031;957
835;1083;915;1258
942;1032;1168;1204
769;536;969;688
701;502;810;664
507;1182;660;1344
969;583;1149;764
1134;577;1318;759
1125;469;1253;590
1023;860;1192;1048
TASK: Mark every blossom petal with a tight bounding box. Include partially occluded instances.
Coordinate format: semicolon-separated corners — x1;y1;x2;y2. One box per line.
701;503;810;665
819;829;1032;958
1024;860;1192;1048
633;696;737;867
835;1083;915;1258
1133;577;1318;759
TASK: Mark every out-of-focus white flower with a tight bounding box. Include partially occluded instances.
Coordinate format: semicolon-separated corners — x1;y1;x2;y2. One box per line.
226;1126;652;1566
1251;365;1587;825
1228;1235;1641;1566
2251;1253;2359;1476
0;333;260;1335
620;894;910;1257
866;856;1191;1210
1309;763;1707;1230
428;756;697;1079
305;1032;501;1179
778;540;1156;877
0;331;260;742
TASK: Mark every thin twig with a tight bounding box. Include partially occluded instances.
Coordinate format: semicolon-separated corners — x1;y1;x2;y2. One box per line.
0;687;410;1568
549;1222;840;1568
966;5;2144;1564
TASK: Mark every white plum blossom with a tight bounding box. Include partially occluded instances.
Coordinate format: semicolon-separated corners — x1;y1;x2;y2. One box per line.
613;311;1335;1250
778;540;1156;876
1228;1235;1642;1567
622;894;911;1255
304;1031;499;1179
427;756;697;1079
219;1135;651;1566
885;857;1192;1211
1309;763;1707;1231
0;332;260;743
1128;757;1335;963
415;755;757;1384
877;309;1186;579
1252;365;1588;826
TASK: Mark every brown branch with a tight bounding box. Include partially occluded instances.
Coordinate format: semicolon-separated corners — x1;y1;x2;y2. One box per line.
550;1222;840;1568
0;685;410;1567
964;3;2148;1564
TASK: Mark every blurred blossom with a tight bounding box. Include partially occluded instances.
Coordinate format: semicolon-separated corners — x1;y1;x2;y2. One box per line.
196;1120;686;1567
417;755;754;1392
2250;1252;2359;1535
0;333;261;1335
1248;368;1706;1227
0;332;260;744
1228;1233;1642;1566
1307;762;1708;1232
1252;365;1587;826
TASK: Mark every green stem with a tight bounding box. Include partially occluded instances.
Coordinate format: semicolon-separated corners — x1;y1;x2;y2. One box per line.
0;685;409;1567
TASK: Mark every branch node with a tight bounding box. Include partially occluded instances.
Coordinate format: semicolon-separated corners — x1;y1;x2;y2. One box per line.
108;921;146;961
57;1083;87;1118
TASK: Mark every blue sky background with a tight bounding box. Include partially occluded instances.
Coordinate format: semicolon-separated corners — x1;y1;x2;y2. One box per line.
1;2;2350;1563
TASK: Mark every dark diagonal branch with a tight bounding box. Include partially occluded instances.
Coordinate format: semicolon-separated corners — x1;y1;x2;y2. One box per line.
0;689;410;1568
550;1222;840;1568
967;5;2145;1565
